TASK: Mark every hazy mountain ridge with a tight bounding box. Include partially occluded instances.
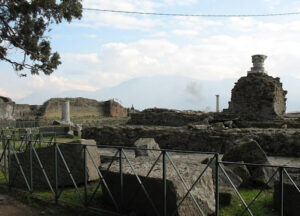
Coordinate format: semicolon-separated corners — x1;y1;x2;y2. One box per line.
16;75;299;112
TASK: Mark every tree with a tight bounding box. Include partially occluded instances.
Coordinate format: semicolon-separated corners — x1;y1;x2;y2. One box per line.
0;0;82;76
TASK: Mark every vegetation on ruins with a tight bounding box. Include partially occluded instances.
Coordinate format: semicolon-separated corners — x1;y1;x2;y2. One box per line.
0;0;82;76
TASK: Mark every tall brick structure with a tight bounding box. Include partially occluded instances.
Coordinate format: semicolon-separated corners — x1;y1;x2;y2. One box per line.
228;55;287;119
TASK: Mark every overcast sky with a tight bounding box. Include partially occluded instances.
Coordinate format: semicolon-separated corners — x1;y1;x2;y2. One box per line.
1;0;300;111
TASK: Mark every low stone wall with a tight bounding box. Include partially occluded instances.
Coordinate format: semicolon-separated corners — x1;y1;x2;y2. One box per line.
82;126;300;157
101;157;215;216
9;139;100;189
128;108;205;126
39;126;71;136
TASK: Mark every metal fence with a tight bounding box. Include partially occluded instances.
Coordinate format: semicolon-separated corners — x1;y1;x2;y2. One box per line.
0;133;299;216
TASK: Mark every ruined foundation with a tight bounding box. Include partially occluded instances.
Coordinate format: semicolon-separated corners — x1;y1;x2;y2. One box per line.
227;55;287;120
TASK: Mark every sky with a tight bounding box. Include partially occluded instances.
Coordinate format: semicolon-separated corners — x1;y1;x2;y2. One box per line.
1;0;300;111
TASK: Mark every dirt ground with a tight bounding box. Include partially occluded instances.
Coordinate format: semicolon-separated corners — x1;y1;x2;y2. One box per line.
0;193;50;216
0;188;103;216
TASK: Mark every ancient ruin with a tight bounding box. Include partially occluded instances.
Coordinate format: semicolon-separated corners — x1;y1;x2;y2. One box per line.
1;54;299;216
82;55;299;158
227;55;287;119
0;97;128;122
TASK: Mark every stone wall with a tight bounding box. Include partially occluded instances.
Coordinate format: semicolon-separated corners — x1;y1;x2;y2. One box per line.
0;99;14;120
129;108;205;126
39;98;128;120
104;100;128;118
14;104;39;120
0;96;128;122
82;126;300;157
40;97;106;119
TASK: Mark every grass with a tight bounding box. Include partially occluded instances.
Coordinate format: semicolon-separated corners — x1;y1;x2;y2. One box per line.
220;188;277;216
33;181;103;207
0;171;107;216
0;186;107;216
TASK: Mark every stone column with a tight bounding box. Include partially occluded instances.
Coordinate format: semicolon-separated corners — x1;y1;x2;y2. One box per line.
248;54;267;75
61;100;71;123
216;95;220;112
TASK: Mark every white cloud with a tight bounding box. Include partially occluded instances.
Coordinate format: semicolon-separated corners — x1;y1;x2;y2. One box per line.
79;0;202;31
62;53;99;64
29;76;45;88
4;9;300;104
264;0;281;9
0;88;10;97
77;11;161;30
85;34;98;39
173;29;200;36
83;0;162;12
163;0;198;6
26;75;98;93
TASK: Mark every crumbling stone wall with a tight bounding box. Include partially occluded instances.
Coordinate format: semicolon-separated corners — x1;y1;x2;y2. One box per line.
39;98;128;120
0;96;37;120
129;108;205;126
227;55;287;120
14;104;39;120
228;73;287;119
82;126;300;157
0;96;14;120
0;96;128;121
104;100;128;118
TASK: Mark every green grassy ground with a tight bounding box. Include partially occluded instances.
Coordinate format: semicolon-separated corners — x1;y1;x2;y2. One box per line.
33;182;103;207
220;189;277;216
0;171;107;215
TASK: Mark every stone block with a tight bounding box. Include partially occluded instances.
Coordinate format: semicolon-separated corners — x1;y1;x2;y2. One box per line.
222;138;278;188
133;138;160;158
9;139;100;189
225;162;251;183
101;157;215;216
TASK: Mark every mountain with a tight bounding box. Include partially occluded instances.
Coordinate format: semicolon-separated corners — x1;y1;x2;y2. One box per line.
15;75;300;112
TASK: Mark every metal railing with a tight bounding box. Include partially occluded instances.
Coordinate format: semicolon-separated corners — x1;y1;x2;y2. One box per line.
0;134;299;216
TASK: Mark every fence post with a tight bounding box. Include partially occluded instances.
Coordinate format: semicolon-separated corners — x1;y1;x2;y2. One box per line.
280;167;284;216
54;142;58;203
7;139;11;188
29;141;33;193
83;145;88;206
2;133;7;181
215;153;219;216
119;147;123;213
162;150;167;216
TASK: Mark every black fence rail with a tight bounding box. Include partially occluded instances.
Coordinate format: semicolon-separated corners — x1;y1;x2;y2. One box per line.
0;135;299;216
